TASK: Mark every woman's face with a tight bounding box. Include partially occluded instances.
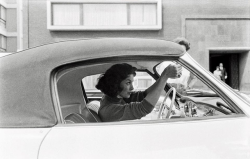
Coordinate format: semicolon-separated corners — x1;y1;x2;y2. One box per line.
117;74;135;98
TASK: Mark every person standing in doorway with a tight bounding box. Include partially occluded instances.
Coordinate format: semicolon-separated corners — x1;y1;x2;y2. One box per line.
219;63;227;82
213;66;222;80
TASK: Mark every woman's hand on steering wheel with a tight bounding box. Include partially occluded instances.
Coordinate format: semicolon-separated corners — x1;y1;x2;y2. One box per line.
157;87;177;119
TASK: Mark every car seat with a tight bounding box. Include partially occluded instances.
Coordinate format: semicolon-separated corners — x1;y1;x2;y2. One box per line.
64;101;101;123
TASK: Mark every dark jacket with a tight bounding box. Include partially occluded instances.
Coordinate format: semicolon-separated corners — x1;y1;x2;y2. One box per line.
220;67;227;82
98;91;153;122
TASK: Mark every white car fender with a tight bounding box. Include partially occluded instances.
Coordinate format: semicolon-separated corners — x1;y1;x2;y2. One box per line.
0;128;51;159
39;117;250;159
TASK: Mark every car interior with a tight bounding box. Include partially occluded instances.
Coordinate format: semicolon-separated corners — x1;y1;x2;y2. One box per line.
55;59;239;124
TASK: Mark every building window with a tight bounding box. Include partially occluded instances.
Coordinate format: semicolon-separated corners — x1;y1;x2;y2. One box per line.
53;4;81;26
0;34;7;52
0;5;6;29
83;4;127;26
47;0;162;30
0;5;6;21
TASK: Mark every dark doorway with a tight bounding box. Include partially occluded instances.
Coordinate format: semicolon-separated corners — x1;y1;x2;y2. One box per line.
209;53;239;89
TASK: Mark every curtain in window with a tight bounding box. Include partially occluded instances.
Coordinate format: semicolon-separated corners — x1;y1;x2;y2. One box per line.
130;4;156;26
83;4;127;26
53;4;80;26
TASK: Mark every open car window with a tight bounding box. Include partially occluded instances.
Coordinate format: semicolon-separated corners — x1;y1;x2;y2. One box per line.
56;59;243;125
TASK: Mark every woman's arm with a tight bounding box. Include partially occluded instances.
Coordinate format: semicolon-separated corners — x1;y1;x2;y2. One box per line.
144;37;188;105
145;64;182;106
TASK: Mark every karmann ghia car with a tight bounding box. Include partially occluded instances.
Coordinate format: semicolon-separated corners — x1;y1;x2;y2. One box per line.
0;38;250;159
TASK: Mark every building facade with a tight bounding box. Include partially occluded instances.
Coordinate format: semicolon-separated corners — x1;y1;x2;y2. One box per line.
1;0;250;93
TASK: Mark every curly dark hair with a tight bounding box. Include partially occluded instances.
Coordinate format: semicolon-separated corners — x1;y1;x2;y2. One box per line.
96;63;137;97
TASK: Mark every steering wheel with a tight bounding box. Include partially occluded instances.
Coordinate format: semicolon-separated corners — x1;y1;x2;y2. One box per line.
157;87;176;119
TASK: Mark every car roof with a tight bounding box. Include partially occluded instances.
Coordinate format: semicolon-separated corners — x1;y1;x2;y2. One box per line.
0;38;185;127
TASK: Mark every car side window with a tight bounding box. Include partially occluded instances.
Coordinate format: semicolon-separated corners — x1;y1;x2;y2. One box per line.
82;74;102;102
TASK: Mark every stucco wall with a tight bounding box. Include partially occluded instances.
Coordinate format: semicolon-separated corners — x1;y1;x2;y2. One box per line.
23;0;250;91
185;18;250;91
185;18;250;67
7;37;17;52
24;0;165;48
6;9;17;32
239;51;250;92
6;0;17;4
24;0;250;46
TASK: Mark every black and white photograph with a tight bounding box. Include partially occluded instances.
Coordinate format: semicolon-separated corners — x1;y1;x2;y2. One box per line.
0;0;250;158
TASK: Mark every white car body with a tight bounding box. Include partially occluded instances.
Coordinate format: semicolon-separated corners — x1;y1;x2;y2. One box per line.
0;38;249;159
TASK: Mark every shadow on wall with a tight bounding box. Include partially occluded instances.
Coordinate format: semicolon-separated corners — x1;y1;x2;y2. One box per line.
239;51;250;92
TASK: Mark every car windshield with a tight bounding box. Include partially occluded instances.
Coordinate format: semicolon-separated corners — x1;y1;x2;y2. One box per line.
156;61;217;97
135;60;239;120
234;90;250;105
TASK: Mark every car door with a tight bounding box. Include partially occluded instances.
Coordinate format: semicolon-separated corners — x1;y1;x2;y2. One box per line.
39;61;250;159
38;116;250;159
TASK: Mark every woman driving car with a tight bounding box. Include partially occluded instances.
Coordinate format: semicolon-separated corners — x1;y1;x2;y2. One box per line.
96;38;189;122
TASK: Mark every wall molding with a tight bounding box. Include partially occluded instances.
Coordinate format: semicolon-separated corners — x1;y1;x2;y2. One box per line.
0;27;6;36
6;32;18;37
0;1;17;8
0;28;17;37
0;0;7;7
208;47;250;51
181;15;250;37
47;0;162;31
6;4;17;9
